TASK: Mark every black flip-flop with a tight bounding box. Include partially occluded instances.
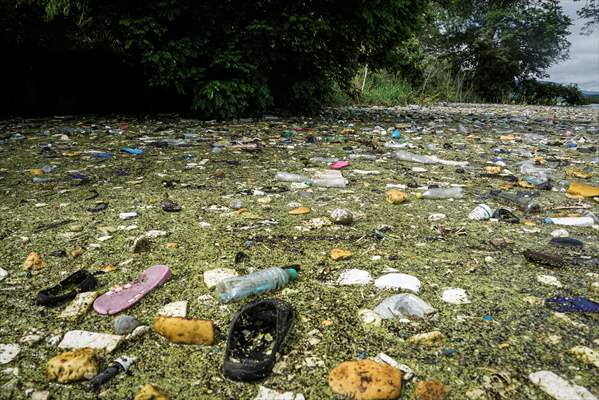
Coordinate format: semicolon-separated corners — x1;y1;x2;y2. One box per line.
492;208;520;223
223;299;294;381
36;270;98;306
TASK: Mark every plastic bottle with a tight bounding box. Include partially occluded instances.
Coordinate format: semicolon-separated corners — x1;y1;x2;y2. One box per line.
519;160;549;185
275;172;307;183
416;187;463;199
215;266;298;303
490;190;541;213
309;170;348;188
394;150;436;164
310;177;348;188
393;150;468;166
544;217;595;227
384;142;409;149
524;175;548;186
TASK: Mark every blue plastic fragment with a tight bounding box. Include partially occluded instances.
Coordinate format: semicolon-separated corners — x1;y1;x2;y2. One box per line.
69;172;89;180
95;152;113;159
545;296;599;313
443;348;457;357
391;129;401;139
121;147;144;155
483;315;493;321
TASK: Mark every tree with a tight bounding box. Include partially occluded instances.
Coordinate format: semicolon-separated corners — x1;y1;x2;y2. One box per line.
425;0;571;101
575;0;598;33
7;0;426;117
515;80;585;105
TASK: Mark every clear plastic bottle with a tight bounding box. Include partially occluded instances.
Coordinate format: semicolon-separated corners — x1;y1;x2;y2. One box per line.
544;217;595;227
309;170;348;188
215;266;298;303
393;150;468;166
416;187;463;199
384;141;409;149
309;177;348;188
490;190;541;213
519;160;550;185
393;150;435;164
275;172;308;183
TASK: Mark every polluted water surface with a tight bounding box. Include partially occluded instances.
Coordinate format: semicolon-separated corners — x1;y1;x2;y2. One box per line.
0;103;598;399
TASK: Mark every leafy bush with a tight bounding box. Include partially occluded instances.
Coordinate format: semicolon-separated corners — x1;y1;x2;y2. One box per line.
356;70;415;106
3;0;426;117
515;80;585;105
583;95;599;105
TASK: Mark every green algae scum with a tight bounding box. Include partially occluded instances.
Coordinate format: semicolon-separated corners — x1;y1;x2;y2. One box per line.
0;104;598;399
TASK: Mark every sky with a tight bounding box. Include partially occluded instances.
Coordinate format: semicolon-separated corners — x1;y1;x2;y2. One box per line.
546;1;599;91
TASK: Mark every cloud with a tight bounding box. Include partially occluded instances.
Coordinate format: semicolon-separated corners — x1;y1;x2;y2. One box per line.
546;0;599;91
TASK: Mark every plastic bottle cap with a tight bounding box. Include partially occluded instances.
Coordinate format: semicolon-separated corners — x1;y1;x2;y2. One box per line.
286;268;298;281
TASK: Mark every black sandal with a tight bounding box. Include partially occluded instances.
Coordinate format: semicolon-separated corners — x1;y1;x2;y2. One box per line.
223;299;294;381
36;270;98;306
492;208;520;223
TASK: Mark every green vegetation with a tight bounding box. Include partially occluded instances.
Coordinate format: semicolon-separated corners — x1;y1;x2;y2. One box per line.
419;0;571;102
583;95;599;105
334;0;578;107
514;80;585;106
344;65;475;107
355;71;416;106
338;73;588;108
2;0;426;118
0;0;592;114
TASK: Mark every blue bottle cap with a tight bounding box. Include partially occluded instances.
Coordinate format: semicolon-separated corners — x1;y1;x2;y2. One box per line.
286;268;298;281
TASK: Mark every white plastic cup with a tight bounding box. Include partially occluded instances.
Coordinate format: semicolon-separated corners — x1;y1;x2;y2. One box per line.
468;204;493;220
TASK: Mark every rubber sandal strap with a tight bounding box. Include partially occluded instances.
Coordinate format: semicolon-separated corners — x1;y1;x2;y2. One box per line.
36;270;98;306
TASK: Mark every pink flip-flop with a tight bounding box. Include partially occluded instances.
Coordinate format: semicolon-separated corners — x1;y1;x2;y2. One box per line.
330;160;350;170
93;264;171;315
